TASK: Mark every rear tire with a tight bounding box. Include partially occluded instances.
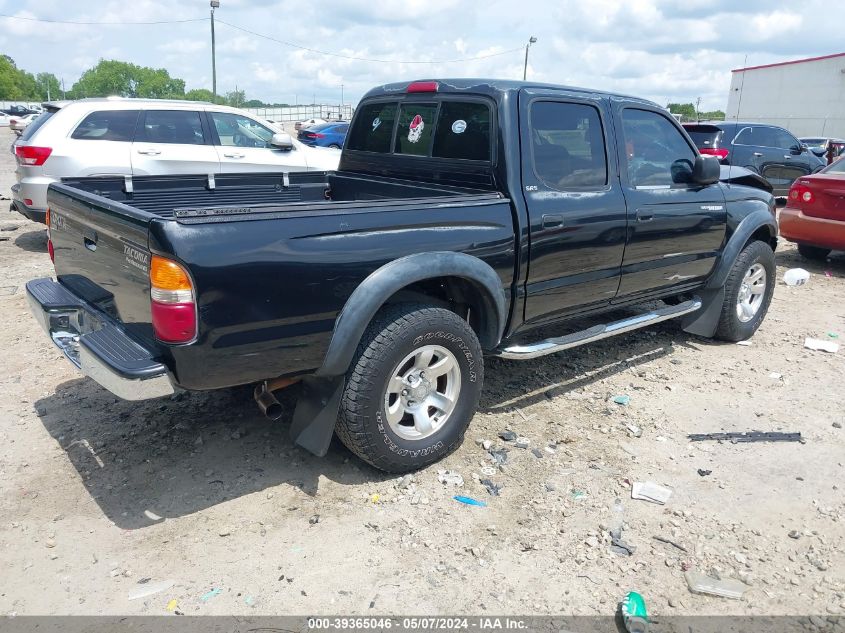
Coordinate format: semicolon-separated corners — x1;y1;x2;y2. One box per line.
336;303;484;473
714;240;775;342
797;244;831;261
329;144;341;149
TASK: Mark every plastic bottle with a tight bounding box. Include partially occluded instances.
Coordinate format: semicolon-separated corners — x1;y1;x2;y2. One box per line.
783;268;810;286
610;497;624;540
620;591;648;633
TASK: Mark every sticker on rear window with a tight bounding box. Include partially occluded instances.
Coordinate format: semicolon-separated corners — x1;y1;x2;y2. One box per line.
408;114;424;143
451;119;467;134
372;117;381;131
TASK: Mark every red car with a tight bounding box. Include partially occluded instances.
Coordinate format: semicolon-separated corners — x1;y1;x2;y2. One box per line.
780;157;845;259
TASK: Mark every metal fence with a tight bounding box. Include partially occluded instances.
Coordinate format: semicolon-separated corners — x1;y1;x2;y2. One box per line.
245;104;354;124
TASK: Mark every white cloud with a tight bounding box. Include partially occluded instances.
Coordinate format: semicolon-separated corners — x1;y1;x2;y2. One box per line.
2;0;843;110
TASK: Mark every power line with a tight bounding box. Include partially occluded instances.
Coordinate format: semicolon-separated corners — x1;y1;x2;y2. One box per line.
0;11;524;65
216;19;523;64
0;13;207;25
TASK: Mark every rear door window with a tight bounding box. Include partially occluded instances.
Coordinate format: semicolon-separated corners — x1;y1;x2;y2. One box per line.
136;110;206;145
433;101;491;161
531;101;607;188
70;110;140;141
394;103;438;156
346;101;398;153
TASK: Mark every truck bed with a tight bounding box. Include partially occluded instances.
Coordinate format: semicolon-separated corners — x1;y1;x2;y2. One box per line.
56;171;501;220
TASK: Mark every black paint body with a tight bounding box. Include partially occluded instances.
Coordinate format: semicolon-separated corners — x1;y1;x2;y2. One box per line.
43;79;777;392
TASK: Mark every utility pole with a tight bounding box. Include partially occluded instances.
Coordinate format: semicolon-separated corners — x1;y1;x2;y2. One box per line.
61;78;66;100
210;0;219;100
695;96;701;121
341;84;344;120
523;36;537;81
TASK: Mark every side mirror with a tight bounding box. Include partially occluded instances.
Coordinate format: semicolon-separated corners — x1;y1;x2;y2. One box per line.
270;132;293;151
790;145;803;155
692;155;720;185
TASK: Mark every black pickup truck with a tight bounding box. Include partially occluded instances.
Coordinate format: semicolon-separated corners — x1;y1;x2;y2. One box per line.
28;79;778;472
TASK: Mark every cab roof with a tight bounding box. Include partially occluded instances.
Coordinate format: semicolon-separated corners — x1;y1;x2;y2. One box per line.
362;78;660;108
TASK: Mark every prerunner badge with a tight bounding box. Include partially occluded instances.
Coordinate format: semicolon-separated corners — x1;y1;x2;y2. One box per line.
408;114;424;143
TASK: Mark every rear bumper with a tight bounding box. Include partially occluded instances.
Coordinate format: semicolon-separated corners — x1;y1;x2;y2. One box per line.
779;206;845;250
10;184;47;223
26;278;176;401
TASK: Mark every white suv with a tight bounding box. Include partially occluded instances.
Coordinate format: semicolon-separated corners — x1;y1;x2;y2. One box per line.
11;98;340;223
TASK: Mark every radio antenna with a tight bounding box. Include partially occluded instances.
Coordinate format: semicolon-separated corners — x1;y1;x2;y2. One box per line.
728;54;749;184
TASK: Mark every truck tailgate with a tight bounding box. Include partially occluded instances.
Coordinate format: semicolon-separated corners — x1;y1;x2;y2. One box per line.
47;183;156;343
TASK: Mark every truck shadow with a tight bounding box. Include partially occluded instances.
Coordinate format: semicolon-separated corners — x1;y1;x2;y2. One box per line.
14;228;48;253
34;380;391;530
33;321;696;530
481;322;683;413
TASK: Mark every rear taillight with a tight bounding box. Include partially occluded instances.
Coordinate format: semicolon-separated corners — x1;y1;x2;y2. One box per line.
700;147;729;160
14;145;52;166
308;133;325;139
45;207;54;263
788;180;815;205
150;255;196;344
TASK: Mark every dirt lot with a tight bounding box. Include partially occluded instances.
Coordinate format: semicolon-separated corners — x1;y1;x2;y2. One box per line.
0;127;843;618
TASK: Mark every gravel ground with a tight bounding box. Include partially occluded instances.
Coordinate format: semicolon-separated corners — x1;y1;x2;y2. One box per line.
0;128;843;618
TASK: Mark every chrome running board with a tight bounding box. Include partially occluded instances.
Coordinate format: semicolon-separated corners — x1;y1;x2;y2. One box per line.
496;297;702;360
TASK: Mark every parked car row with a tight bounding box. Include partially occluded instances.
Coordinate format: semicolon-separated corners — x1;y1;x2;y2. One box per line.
682;121;827;197
10;98;341;223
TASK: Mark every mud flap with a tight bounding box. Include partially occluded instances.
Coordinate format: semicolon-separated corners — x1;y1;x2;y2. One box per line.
290;375;344;457
681;286;725;338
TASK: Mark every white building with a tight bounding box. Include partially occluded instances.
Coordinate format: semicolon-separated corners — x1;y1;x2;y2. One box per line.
725;52;845;138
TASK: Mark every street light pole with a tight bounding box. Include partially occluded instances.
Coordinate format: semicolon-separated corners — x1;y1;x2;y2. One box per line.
523;36;537;81
341;84;344;119
210;0;219;100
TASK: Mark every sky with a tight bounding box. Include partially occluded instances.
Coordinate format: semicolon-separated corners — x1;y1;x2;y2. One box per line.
0;0;843;110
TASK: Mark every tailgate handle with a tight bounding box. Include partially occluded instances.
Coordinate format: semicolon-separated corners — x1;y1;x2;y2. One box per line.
83;236;97;252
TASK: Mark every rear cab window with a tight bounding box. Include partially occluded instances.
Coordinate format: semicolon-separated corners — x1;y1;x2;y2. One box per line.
70;110;140;141
346;98;492;162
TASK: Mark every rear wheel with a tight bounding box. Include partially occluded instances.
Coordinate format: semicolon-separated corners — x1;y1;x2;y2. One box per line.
328;143;341;149
714;240;775;342
335;303;483;473
797;244;831;261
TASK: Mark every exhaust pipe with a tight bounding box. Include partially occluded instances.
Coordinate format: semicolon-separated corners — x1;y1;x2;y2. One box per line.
253;376;301;420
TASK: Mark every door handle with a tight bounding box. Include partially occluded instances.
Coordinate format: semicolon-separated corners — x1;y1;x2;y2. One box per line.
83;236;97;252
636;211;654;222
752;152;763;157
137;148;161;155
223;152;245;159
783;155;792;159
541;213;564;228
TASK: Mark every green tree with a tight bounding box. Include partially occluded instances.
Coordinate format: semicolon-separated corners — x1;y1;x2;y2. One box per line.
667;102;697;119
183;88;226;104
0;55;39;100
35;72;61;100
224;88;245;108
69;60;185;99
243;98;264;108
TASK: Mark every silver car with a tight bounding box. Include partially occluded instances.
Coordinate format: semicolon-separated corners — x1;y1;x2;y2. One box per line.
11;98;340;223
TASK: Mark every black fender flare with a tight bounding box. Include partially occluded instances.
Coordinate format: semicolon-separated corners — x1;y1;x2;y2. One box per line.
316;251;507;378
705;209;777;290
682;208;777;337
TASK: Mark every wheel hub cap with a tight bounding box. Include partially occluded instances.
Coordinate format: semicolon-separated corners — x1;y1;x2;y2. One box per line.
736;263;767;323
383;344;461;441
